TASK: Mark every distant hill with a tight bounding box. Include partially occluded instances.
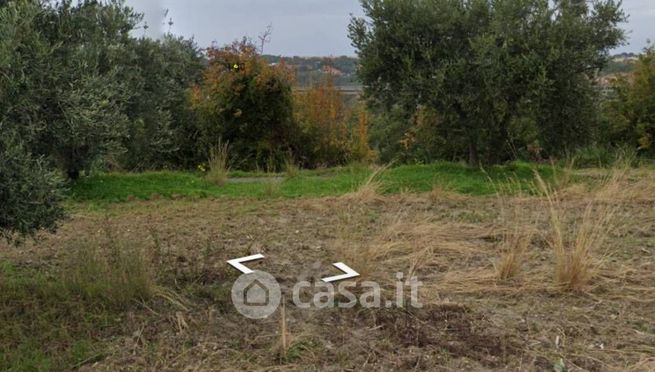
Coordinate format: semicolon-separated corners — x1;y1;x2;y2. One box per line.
262;53;636;85
261;55;360;88
599;53;638;76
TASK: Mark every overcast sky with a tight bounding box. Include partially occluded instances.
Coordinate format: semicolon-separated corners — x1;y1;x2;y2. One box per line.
126;0;654;56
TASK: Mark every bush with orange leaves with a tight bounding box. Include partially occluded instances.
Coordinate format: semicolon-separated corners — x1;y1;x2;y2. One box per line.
293;74;376;167
190;40;298;170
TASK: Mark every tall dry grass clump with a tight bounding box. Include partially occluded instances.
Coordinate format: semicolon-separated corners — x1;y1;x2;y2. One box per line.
535;168;626;292
262;158;281;197
343;164;389;202
262;178;281;197
63;237;155;307
62;230;190;310
492;181;538;283
284;151;300;179
495;229;533;282
428;184;457;203
278;300;289;361
207;140;230;186
552;159;575;191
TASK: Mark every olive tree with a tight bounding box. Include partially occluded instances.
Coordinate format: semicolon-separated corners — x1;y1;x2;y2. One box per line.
36;0;138;179
0;1;65;239
350;0;625;164
0;137;65;240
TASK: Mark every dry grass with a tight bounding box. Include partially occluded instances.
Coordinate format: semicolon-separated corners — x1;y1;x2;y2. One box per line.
427;183;462;202
284;152;300;179
262;160;281;197
278;300;289;361
63;236;154;307
535;168;626;292
494;191;537;283
3;167;654;370
552;159;575;191
335;205;491;284
342;164;388;203
332;206;384;279
62;228;192;311
558;182;589;199
627;358;655;371
206;140;230;186
495;231;532;282
613;168;655;203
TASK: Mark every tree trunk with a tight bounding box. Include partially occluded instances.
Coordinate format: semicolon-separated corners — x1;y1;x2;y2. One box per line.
468;140;479;167
67;168;80;180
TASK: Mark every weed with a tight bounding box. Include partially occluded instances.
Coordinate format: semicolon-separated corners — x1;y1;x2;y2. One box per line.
207;140;230;186
535;168;625;291
343;164;388;202
494;189;536;282
63;235;154;307
428;184;448;202
278;300;289;361
262;160;281;197
568;144;640;169
284;152;300;179
0;237;183;370
495;231;532;282
551;159;575;191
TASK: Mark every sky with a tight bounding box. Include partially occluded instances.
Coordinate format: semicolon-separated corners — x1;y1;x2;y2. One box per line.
126;0;654;56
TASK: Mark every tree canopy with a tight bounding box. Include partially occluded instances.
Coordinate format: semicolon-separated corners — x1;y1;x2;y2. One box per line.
603;45;655;156
191;41;297;169
350;0;625;164
0;0;204;238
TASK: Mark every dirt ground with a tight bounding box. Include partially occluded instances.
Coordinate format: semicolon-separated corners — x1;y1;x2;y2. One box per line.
3;179;655;371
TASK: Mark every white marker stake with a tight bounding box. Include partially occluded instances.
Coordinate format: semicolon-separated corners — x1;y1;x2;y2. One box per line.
321;262;359;283
227;254;265;274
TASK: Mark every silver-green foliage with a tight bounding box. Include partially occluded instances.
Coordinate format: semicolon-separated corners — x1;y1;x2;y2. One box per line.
0;2;64;238
350;0;626;165
0;136;65;240
0;0;136;237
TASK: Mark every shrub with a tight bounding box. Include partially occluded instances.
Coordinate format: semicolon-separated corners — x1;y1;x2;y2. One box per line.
191;40;296;170
293;75;375;167
602;45;655;157
0;137;65;241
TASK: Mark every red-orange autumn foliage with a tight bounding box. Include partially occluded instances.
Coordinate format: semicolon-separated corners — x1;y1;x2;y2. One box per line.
190;40;297;169
190;41;374;168
293;74;375;166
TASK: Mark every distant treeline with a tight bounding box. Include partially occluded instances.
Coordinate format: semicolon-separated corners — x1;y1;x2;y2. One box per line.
261;55;360;88
261;54;635;83
600;59;637;76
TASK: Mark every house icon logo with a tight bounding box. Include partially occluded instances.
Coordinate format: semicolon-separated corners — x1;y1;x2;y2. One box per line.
243;279;270;306
231;270;281;319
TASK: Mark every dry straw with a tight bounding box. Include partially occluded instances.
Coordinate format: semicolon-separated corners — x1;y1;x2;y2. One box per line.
535;167;626;292
207;140;230;186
